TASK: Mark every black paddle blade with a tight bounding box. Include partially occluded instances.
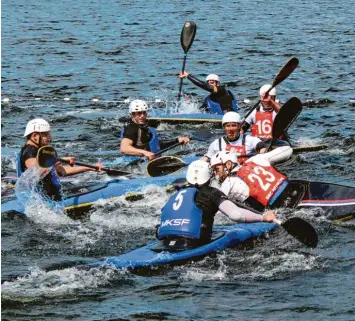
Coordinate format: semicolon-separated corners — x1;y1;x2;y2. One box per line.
37;145;58;168
281;217;318;248
272;57;299;88
272;97;303;140
180;21;196;54
146;156;186;177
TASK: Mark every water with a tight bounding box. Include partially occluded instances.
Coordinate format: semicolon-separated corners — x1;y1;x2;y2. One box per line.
1;0;355;320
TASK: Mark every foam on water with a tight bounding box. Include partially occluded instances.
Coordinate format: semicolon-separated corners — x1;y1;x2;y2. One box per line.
178;252;228;282
246;252;319;279
89;184;171;230
1;266;125;299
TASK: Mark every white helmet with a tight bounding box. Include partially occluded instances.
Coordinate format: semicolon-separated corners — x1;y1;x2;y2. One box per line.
206;74;220;83
129;99;148;113
222;112;241;127
186;160;211;186
260;84;276;96
24;118;51;137
210;152;225;167
210;151;239;167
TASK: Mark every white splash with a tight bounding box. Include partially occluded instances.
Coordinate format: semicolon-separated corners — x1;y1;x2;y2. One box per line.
178;252;228;282
1;266;126;298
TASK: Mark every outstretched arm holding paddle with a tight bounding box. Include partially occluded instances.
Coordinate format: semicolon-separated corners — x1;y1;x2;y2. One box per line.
37;146;131;176
178;72;239;114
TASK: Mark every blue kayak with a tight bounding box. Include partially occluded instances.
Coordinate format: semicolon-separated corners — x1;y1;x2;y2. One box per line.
89;222;277;270
1;173;186;217
119;113;223;127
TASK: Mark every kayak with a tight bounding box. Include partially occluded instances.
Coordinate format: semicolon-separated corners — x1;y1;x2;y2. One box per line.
119;113;223;127
295;180;355;222
1;173;185;218
89;222;277;270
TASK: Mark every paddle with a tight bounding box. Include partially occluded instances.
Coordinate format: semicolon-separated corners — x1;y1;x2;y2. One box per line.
231;199;318;247
146;156;187;177
275;217;318;248
177;21;197;102
242;57;299;123
266;96;303;152
126;128;212;168
37;146;132;176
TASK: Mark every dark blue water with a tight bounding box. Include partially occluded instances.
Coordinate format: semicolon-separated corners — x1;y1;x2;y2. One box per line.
1;0;355;320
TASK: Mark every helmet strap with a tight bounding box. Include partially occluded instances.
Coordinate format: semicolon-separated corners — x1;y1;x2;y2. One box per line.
29;137;40;147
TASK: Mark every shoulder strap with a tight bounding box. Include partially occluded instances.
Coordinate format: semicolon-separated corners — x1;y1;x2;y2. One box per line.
242;134;246;145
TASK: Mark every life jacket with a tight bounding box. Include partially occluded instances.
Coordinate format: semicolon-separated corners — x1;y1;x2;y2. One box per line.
44;167;62;201
251;108;274;139
19;145;62;200
158;187;203;240
16;152;23;177
219;134;248;164
205;90;239;114
235;161;288;206
120;126;160;153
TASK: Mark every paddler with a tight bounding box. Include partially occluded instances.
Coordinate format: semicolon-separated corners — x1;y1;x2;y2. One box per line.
240;85;290;145
120;99;190;160
178;72;239;114
210;148;303;211
202;111;284;164
156;160;277;246
19;118;102;201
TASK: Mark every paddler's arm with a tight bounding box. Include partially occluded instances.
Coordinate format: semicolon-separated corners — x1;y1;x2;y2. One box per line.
55;163;101;176
219;199;276;223
179;72;217;94
120;137;155;160
252;145;293;164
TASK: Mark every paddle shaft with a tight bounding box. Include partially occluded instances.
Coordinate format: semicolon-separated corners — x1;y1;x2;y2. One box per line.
177;55;187;101
60;158;130;176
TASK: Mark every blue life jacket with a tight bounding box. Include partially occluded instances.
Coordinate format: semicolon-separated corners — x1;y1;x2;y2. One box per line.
205;90;239;114
120;126;160;153
158;187;203;240
16;152;22;177
18;147;62;200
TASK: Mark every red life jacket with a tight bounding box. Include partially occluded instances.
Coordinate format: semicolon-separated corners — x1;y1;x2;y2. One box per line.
251;109;274;139
235;161;287;206
219;135;248;164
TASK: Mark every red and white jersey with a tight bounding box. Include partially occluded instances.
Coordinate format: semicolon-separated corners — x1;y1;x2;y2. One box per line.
205;134;262;162
220;148;291;206
245;106;277;139
236;160;287;206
